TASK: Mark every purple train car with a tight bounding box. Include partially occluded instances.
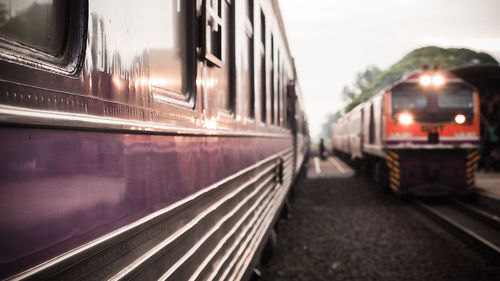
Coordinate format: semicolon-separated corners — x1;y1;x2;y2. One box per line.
0;1;309;280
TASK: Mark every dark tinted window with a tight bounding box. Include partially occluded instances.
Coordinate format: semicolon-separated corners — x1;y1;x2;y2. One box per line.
260;9;266;123
214;0;233;111
241;0;254;118
437;85;473;108
392;85;428;110
0;0;69;55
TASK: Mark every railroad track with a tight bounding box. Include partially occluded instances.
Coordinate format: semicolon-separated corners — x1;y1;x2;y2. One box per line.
414;199;500;259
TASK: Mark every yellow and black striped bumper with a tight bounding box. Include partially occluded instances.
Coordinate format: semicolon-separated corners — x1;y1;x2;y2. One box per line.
466;150;480;187
385;150;400;192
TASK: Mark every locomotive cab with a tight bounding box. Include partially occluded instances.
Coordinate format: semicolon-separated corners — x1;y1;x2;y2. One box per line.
384;71;480;195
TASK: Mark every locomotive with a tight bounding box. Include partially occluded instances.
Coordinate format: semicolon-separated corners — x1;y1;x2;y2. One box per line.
331;68;480;195
0;0;309;280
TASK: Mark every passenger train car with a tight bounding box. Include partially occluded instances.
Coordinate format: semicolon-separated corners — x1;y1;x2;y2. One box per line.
331;68;480;195
0;0;309;280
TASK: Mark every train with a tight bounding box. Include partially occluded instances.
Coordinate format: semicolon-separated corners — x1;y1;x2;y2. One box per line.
0;0;309;280
331;67;480;195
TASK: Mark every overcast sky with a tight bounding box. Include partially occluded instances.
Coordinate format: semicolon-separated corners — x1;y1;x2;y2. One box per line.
278;0;500;139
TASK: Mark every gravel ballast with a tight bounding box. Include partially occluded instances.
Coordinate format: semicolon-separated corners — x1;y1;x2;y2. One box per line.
262;177;500;281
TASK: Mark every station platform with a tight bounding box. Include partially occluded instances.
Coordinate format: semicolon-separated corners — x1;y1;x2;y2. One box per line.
475;171;500;197
307;156;355;179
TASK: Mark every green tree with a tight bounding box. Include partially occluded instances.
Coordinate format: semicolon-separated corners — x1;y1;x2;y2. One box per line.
341;65;381;103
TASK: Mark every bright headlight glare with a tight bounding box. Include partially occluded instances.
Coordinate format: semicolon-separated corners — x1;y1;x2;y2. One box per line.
455;114;466;124
419;75;432;86
432;75;445;86
398;113;413;125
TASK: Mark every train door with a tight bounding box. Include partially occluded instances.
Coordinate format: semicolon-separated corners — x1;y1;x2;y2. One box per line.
360;108;365;156
287;82;298;176
369;104;375;144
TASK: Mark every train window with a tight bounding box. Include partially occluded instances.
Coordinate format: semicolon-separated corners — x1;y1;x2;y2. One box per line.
0;0;69;55
437;85;473;109
286;80;294;129
0;0;85;75
213;0;234;111
270;35;275;124
260;10;266;123
277;51;281;125
391;85;428;110
149;0;192;104
205;0;223;66
283;72;288;127
240;0;254;118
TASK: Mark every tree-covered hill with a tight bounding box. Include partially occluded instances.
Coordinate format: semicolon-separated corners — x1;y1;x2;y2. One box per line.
344;46;498;113
318;46;498;140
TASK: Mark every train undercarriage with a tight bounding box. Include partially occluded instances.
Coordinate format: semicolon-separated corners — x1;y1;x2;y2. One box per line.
363;149;481;196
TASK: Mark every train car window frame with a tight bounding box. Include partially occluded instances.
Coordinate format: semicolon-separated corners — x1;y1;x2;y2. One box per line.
0;0;88;77
276;50;281;126
204;0;223;67
240;0;255;120
212;0;236;115
286;78;294;129
259;9;266;124
150;0;197;109
436;84;474;109
283;71;289;127
270;34;275;125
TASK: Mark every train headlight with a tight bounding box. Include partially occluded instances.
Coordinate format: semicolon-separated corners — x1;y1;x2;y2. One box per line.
419;75;432;86
455;114;466;124
398;113;414;125
432;74;445;86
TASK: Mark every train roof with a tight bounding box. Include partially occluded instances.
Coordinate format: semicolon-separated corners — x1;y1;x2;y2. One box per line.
451;65;500;97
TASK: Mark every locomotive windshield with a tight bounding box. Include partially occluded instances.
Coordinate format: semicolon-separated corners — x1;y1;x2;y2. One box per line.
391;82;474;123
437;85;474;109
392;87;428;110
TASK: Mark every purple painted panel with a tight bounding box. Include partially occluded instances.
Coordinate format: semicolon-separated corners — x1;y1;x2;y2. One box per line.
0;127;292;278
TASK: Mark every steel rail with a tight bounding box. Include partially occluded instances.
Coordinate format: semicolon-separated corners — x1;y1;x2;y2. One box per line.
414;200;500;259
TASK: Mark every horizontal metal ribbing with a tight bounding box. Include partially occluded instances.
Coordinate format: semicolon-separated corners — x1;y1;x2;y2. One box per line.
202;184;278;281
215;172;289;280
229;173;293;281
185;180;279;281
7;147;292;281
185;183;276;281
110;165;276;280
157;175;276;281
